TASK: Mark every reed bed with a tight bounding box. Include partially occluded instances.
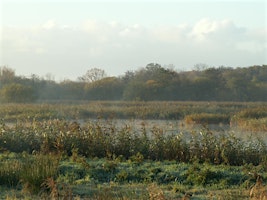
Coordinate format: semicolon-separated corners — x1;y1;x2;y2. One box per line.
0;101;265;122
0;118;266;165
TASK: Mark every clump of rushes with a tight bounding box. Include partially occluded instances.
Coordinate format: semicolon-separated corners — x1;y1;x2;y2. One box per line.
0;152;60;194
231;107;267;131
20;153;60;194
0;159;21;187
184;113;230;125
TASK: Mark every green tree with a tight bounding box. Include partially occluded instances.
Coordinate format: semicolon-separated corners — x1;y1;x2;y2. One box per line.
0;83;36;103
85;77;123;100
123;63;178;100
59;80;85;100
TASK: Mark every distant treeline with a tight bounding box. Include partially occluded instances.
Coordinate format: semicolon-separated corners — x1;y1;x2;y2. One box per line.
0;63;267;102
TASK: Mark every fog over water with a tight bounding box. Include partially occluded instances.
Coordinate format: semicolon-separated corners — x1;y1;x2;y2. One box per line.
76;118;267;144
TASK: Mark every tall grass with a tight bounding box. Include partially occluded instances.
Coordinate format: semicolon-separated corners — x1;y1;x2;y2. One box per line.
0;153;59;194
231;107;267;131
20;153;60;194
0;119;266;166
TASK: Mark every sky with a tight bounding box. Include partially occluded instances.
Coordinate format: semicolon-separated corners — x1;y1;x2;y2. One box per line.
0;0;266;81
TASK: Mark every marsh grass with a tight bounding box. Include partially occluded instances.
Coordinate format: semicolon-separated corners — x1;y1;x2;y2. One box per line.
231;107;267;131
0;153;59;195
0;159;21;187
184;113;230;125
0;118;267;165
20;153;60;194
0;101;266;122
0;102;267;198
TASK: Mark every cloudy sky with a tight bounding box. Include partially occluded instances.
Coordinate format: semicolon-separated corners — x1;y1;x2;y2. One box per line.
1;0;266;81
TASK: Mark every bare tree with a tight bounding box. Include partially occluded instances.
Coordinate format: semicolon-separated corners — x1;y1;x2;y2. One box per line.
0;66;15;84
78;68;107;82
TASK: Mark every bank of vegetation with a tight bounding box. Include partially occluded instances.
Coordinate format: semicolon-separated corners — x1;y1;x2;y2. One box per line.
1;101;266;132
0;101;266;198
0;64;267;102
0;117;267;199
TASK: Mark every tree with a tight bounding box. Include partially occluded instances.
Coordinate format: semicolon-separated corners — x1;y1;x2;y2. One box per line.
84;77;123;100
78;68;107;83
122;63;178;100
193;63;209;71
0;66;16;85
0;83;36;103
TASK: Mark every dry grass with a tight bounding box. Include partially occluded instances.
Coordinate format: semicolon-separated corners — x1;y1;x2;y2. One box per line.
250;174;267;200
147;184;166;200
40;177;73;200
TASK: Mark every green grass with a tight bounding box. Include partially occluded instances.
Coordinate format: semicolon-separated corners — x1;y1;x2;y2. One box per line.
1;153;265;199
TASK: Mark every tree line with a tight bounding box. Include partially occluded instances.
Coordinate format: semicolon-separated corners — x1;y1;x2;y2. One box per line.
0;63;267;103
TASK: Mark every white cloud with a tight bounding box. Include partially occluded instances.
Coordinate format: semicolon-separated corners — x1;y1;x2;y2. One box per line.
1;18;266;79
152;24;190;43
119;24;145;38
190;18;245;42
42;19;56;30
82;19;99;33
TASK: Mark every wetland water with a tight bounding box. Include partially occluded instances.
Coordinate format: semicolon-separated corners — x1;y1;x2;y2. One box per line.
5;117;267;143
80;118;267;143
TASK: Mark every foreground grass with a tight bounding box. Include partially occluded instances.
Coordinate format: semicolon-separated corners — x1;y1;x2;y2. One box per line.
1;152;265;199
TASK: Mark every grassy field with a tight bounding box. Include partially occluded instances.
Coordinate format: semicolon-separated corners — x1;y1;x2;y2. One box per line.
0;101;267;199
1;152;265;199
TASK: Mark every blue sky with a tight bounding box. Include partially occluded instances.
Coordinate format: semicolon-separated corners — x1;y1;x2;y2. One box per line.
1;0;266;80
